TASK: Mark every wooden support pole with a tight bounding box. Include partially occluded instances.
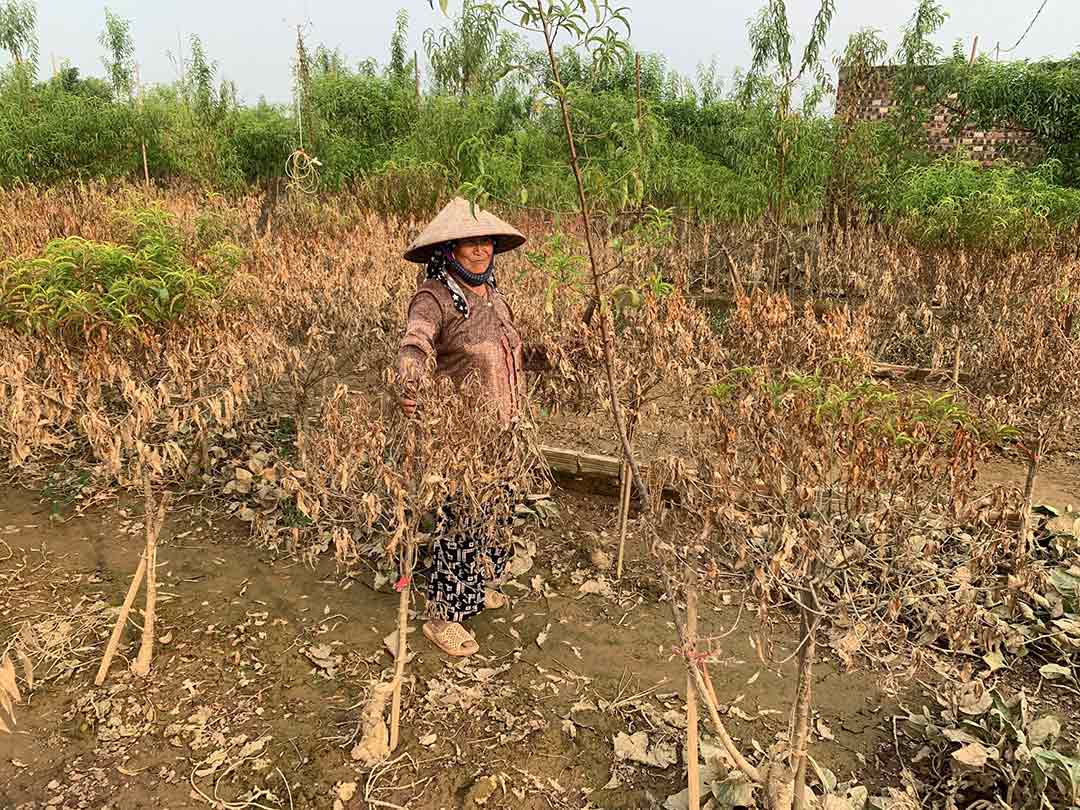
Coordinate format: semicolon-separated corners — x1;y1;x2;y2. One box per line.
616;459;633;578
686;567;701;810
94;552;147;686
390;424;419;752
389;541;413;752
414;52;420;101
952;324;961;386
131;477;166;678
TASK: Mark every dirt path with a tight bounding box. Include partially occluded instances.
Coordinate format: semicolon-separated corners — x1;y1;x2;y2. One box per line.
1;487;928;809
978;459;1080;509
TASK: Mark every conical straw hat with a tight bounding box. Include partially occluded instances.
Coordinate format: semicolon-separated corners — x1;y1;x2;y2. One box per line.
403;197;526;263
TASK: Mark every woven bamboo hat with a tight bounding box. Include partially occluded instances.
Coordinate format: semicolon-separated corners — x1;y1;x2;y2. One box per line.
403;197;526;263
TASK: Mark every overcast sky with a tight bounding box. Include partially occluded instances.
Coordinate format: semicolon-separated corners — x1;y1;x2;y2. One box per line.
32;1;1078;105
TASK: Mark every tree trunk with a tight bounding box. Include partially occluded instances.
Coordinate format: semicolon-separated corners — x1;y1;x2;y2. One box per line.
790;584;819;810
686;567;701;810
1017;441;1041;557
535;1;647;504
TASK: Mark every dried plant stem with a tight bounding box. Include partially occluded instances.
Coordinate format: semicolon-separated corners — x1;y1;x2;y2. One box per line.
615;460;633;578
131;477;166;678
1017;441;1041;555
95;553;147;685
535;0;647;504
686;566;701;810
951;324;961;386
389;541;414;752
666;577;762;785
200;432;211;476
790;585;820;810
390;424;420;752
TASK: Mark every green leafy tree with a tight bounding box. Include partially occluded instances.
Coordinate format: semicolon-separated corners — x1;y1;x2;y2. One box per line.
0;0;36;69
825;27;888;223
423;0;525;96
99;8;135;102
744;0;837;286
887;0;948;161
186;34;220;124
948;55;1080;186
387;9;411;84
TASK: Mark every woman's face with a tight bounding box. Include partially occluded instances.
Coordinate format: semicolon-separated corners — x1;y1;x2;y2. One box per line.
452;236;495;276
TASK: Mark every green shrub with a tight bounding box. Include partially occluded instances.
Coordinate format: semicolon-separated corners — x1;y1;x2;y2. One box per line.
0;205;240;335
888;158;1080;250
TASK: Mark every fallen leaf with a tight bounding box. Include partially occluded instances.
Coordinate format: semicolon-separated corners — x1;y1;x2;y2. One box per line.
613;731;677;769
579;579;612;597
337;781;357;802
1039;663;1074;682
1027;716;1062;747
951;742;992;768
982;649;1006;673
958;683;993;716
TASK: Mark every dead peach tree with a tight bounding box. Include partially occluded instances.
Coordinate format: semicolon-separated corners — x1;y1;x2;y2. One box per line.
516;220;722;571
299;372;549;762
963;254;1080;556
650;365;994;809
0;202;290;683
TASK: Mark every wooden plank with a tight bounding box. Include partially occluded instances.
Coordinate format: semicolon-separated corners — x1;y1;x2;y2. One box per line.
540;445;622;479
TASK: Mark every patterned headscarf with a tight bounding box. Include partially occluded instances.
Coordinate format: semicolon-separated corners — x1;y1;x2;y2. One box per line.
424;242;498;319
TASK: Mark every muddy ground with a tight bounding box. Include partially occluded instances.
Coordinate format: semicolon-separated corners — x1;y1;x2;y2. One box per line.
0;455;1076;810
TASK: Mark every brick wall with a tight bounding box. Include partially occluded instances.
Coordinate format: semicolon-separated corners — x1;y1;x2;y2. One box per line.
836;66;1040;165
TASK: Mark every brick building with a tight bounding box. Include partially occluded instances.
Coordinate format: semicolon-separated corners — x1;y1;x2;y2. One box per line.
835;65;1039;165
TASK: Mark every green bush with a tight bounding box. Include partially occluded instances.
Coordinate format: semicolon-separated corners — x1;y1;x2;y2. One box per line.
0;205;240;335
888;158;1080;250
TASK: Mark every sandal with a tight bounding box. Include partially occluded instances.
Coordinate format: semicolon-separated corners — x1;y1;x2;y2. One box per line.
485;589;508;610
423;621;479;657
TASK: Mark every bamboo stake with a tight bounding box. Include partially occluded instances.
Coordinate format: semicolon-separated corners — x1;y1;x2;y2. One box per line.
1017;441;1041;556
131;477;166;677
615;459;632;578
388;541;413;752
951;324;961;386
665;575;762;784
390;424;420;751
135;63;150;190
686;567;701;810
414;52;420;100
94;552;147;685
790;583;820;810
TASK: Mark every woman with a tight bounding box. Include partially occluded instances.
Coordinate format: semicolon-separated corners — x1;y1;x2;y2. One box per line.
396;197;528;657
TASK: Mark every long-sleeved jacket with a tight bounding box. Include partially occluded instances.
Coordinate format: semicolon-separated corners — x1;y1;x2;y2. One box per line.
396;274;524;425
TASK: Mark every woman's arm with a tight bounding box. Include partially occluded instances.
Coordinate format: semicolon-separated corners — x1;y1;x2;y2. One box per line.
396;291;444;415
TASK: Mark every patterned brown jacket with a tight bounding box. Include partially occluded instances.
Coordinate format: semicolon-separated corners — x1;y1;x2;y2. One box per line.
396;273;524;425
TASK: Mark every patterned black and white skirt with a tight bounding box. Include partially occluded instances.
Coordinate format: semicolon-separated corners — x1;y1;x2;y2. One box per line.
419;500;514;623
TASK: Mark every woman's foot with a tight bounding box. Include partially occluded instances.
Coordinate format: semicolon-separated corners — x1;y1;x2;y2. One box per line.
484;589;508;610
423;620;479;657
